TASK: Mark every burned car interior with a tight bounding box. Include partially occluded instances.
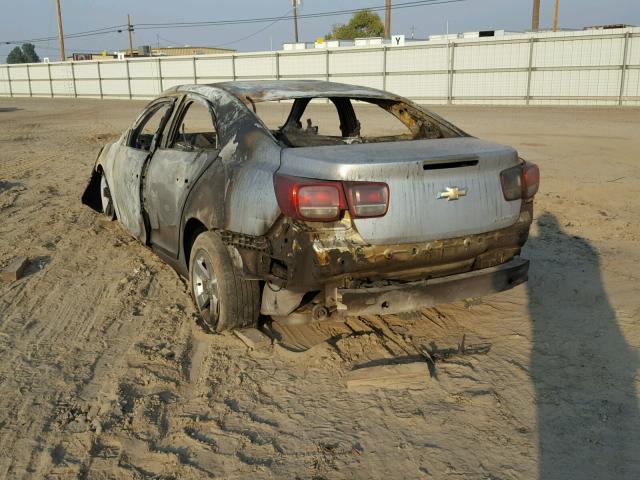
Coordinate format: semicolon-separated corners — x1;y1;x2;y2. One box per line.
129;97;219;153
252;96;462;148
129;100;175;152
169;100;219;151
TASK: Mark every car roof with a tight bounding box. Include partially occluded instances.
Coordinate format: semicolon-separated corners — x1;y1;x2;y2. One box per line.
173;80;402;103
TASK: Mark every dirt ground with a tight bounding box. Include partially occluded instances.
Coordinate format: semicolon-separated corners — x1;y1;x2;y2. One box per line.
0;98;639;480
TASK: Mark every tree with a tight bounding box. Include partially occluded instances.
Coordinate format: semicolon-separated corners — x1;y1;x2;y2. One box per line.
21;43;40;63
326;10;385;40
6;47;26;64
7;43;40;64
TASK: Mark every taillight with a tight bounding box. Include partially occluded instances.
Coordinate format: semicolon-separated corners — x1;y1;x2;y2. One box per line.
274;175;345;221
523;161;540;199
298;185;342;220
345;182;389;218
500;161;539;201
500;164;523;201
274;174;389;222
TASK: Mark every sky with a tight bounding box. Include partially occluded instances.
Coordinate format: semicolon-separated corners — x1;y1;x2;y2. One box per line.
1;0;639;62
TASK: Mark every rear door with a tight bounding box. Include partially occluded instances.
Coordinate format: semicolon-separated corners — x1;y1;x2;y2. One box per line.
142;94;220;256
111;98;175;243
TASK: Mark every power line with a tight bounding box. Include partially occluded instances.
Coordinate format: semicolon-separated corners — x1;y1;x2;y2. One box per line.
1;0;469;46
151;8;293;49
156;34;182;46
215;9;294;48
149;1;465;49
2;25;128;46
134;0;468;30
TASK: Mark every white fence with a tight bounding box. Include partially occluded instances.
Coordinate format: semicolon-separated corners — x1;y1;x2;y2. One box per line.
1;27;639;106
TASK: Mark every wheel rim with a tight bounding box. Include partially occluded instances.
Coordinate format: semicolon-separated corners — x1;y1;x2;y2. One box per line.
100;174;111;215
192;249;220;324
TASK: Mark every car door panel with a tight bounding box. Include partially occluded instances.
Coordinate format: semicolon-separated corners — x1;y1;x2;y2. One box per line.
109;99;176;243
143;94;220;257
110;146;149;241
143;148;217;255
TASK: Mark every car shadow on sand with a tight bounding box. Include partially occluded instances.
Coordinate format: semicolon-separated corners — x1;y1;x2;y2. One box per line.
526;213;640;479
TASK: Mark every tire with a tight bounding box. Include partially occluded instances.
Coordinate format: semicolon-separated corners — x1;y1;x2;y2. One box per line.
99;172;116;220
189;231;260;332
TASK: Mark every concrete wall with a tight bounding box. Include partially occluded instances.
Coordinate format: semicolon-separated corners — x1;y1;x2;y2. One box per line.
1;27;638;106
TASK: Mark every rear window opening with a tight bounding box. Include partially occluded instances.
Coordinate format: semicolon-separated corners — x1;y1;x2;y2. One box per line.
251;96;461;148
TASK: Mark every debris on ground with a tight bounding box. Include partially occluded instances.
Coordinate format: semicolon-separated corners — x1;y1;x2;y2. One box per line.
419;334;492;366
1;256;28;282
234;326;272;349
345;362;429;391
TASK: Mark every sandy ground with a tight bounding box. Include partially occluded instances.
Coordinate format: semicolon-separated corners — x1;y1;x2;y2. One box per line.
0;98;639;479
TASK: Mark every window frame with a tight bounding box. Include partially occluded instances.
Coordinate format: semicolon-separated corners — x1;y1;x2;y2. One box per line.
248;95;466;147
127;97;176;151
165;94;219;152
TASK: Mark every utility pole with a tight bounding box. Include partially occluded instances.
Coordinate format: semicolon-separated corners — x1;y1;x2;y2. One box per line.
55;0;66;61
531;0;540;32
553;0;559;32
385;0;391;39
127;14;134;56
292;0;299;43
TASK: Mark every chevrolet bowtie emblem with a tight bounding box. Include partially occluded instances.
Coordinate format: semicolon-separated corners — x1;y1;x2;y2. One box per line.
438;186;467;201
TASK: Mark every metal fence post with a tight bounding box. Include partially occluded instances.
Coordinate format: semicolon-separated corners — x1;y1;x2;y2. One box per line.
326;49;330;82
526;37;535;105
48;62;53;98
97;61;103;99
193;57;197;84
125;59;132;100
382;45;388;91
447;41;455;104
26;64;32;97
619;31;630;106
231;54;236;81
158;58;163;93
275;51;280;80
71;61;77;98
7;66;13;97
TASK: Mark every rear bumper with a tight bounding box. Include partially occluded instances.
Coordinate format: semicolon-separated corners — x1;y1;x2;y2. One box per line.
264;203;533;292
337;257;529;316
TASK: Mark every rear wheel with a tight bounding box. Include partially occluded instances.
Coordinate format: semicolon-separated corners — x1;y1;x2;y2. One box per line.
189;231;260;332
100;173;115;220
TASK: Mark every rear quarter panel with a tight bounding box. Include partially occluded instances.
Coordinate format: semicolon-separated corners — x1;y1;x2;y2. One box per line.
180;86;282;237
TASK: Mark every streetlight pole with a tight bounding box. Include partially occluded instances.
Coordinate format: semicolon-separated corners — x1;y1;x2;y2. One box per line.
385;0;391;39
127;14;134;56
292;0;299;43
531;0;540;32
55;0;66;61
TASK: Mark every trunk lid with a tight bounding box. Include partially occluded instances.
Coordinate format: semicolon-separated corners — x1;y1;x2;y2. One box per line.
278;138;522;245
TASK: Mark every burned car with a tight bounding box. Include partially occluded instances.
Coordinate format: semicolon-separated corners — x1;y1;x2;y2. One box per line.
82;80;539;332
